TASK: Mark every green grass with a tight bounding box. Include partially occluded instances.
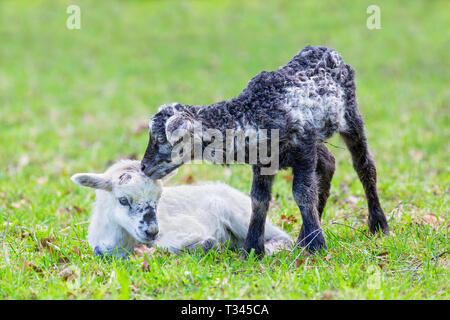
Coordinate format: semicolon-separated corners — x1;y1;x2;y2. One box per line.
0;0;448;299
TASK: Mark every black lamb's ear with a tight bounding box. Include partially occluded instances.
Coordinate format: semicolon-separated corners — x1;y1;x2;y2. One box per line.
70;173;112;191
165;113;199;146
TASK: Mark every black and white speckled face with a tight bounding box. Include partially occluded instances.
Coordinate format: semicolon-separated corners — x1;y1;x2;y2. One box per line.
71;162;163;243
109;170;162;243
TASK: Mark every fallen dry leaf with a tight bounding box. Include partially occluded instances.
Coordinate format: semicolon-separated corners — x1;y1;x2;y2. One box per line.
409;150;424;161
40;236;56;248
432;185;442;195
378;262;386;270
36;177;48;185
57;206;84;216
35;236;60;255
142;258;150;272
72;246;81;256
72;206;83;214
283;173;293;182
133;244;156;258
320;291;337;300
58;256;70;264
294;252;312;269
377;251;389;257
422;214;445;229
58;267;75;281
280;214;297;225
11;198;30;209
20;229;31;239
280;214;297;230
22;257;43;274
294;258;304;269
181;175;196;184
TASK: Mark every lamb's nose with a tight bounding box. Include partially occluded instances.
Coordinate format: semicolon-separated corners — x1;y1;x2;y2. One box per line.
145;230;158;239
143;211;154;224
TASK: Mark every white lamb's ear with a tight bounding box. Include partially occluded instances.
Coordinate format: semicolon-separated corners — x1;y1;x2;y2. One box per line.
165;113;200;146
71;173;112;191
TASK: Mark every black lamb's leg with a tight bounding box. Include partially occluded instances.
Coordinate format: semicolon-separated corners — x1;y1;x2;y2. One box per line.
244;165;275;257
340;107;389;235
292;144;326;253
299;143;335;241
316;144;336;217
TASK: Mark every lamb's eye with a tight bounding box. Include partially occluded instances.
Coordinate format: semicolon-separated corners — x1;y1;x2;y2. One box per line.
118;197;130;207
157;135;167;143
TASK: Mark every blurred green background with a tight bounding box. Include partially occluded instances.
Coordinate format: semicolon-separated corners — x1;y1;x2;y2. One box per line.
0;0;448;299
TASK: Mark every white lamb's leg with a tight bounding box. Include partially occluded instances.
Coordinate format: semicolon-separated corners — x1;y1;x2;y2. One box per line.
154;230;208;254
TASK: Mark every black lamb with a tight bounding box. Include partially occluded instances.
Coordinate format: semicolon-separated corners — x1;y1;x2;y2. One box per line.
141;45;389;255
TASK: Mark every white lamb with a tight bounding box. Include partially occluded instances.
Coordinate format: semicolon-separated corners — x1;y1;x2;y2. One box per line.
71;160;292;258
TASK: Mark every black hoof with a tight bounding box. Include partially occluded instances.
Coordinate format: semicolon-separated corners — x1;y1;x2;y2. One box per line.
297;229;327;254
243;243;265;259
369;213;390;236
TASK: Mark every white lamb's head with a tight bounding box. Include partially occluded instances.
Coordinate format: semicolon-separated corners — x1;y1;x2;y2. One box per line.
71;160;175;257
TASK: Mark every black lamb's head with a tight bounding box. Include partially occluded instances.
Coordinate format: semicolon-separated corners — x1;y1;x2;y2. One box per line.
141;103;199;179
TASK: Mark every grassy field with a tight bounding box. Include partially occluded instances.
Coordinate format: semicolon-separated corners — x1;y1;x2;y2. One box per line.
0;0;448;299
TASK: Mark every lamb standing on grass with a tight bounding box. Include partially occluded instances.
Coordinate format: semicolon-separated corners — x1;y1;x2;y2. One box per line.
141;45;390;256
71;160;292;258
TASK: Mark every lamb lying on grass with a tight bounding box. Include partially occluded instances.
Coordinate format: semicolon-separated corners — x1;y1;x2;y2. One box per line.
71;160;292;258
